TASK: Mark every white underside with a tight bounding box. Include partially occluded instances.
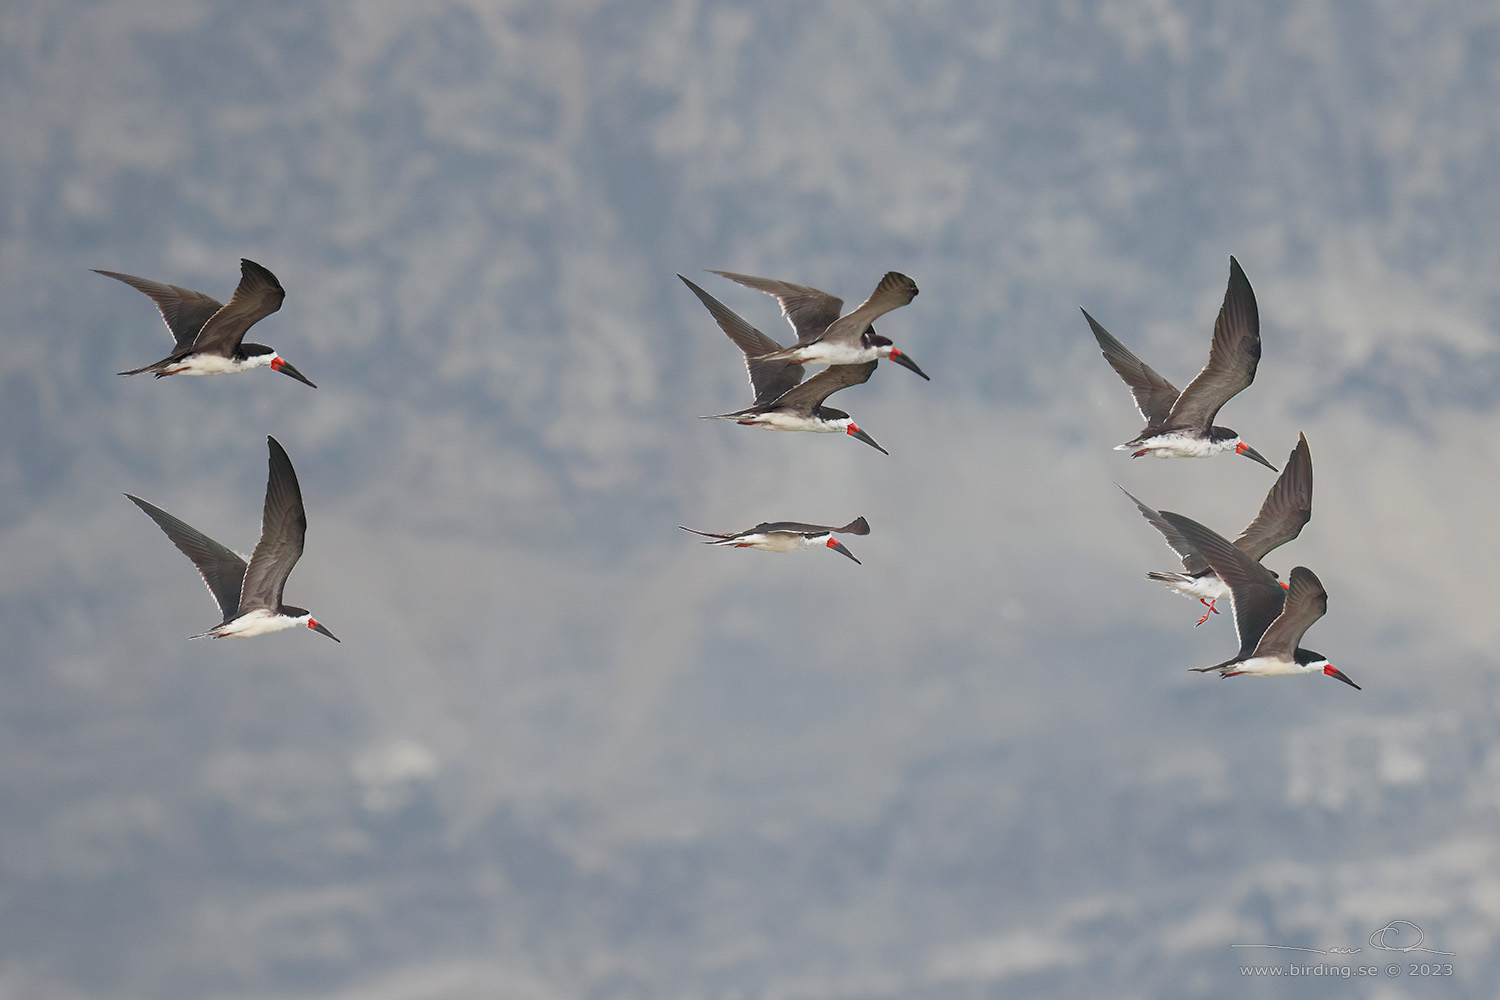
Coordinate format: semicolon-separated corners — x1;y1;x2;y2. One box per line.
1217;655;1325;678
1117;433;1231;458
712;533;823;553
784;344;880;366
194;608;307;638
737;412;845;433
166;354;273;377
1152;572;1229;602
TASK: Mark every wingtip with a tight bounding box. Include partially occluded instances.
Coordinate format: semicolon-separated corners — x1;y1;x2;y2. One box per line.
265;435;293;470
1225;255;1254;299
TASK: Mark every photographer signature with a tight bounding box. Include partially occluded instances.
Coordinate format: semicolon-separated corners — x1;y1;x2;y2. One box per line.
1230;919;1454;956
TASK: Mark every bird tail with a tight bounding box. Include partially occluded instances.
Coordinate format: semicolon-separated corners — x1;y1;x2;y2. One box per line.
1190;656;1239;675
1146;571;1188;584
118;355;176;376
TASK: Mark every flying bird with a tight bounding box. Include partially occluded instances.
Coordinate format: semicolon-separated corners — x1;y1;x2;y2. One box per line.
125;436;338;641
680;274;888;453
707;269;928;378
1084;256;1273;468
96;258;317;387
679;517;870;564
1121;432;1312;624
1158;511;1357;688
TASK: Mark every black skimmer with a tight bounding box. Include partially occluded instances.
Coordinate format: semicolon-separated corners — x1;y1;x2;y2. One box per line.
125;436;338;641
1084;256;1273;468
1122;432;1312;624
96;258;317;387
679;275;888;454
1157;511;1357;688
707;269;928;378
679;517;870;564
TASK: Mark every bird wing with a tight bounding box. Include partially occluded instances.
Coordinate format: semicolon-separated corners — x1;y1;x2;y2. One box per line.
125;493;247;622
1082;308;1179;429
750;521;870;536
767;360;877;412
94;269;224;352
1159;511;1284;660
1233;432;1312;562
708;270;845;345
678;525;736;541
1250;566;1327;659
1163;256;1260;433
680;274;805;405
239;437;307;613
186;259;286;357
811;271;919;349
1116;485;1210;575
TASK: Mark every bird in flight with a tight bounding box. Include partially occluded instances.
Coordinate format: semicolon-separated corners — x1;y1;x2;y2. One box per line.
1121;432;1312;623
1085;256;1273;468
681;274;889;453
97;258;317;386
679;517;871;564
126;436;338;641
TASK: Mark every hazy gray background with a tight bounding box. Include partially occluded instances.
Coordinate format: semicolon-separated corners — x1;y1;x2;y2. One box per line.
3;1;1498;997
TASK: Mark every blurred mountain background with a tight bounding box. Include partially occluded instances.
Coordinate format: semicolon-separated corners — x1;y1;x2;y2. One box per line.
3;1;1499;996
